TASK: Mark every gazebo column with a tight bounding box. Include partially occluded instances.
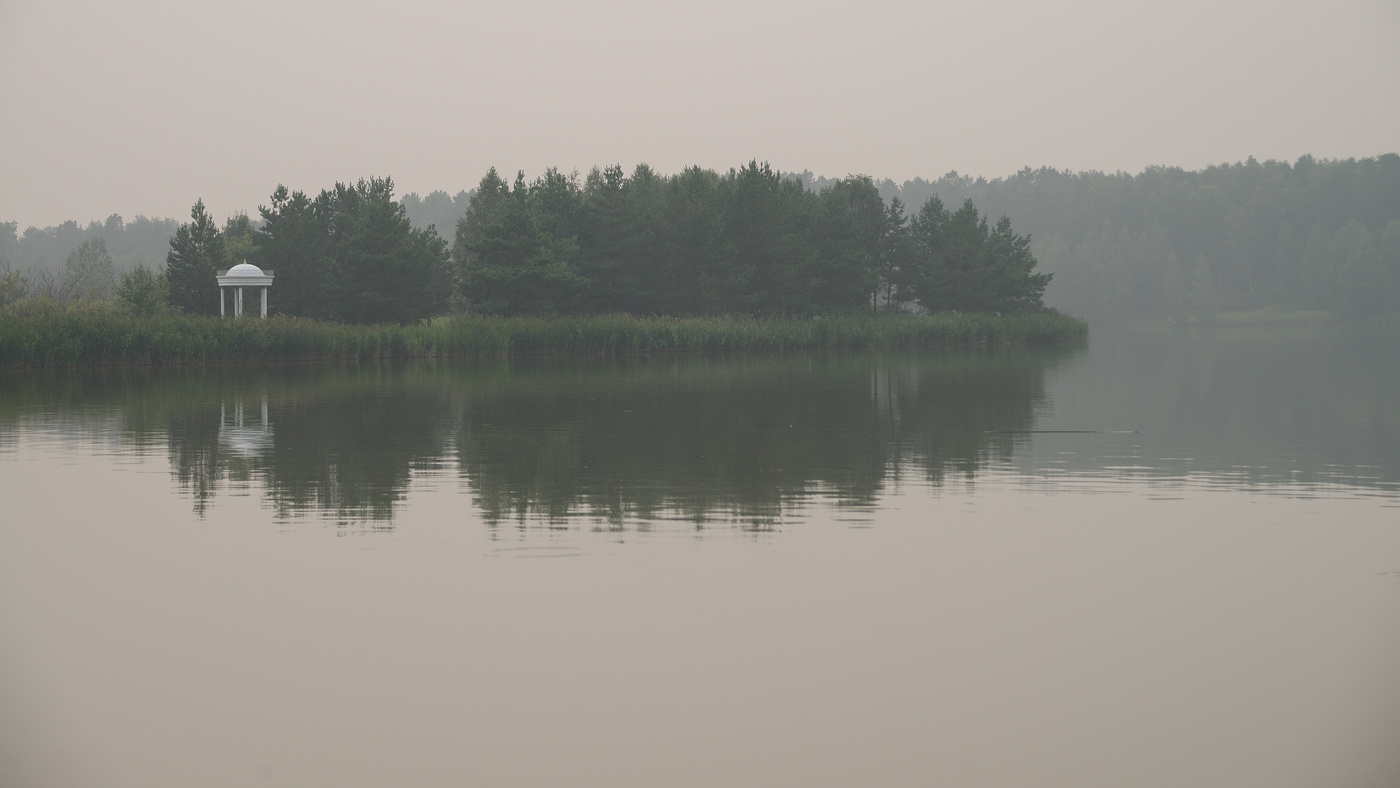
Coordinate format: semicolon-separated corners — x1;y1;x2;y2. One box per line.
220;287;226;316
261;287;268;318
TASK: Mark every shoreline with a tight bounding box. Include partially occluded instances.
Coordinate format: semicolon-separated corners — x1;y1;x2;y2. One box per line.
0;303;1089;368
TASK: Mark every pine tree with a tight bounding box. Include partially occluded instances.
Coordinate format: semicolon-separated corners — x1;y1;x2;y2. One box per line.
456;170;585;316
876;198;916;311
323;177;451;324
256;186;332;319
166;199;225;314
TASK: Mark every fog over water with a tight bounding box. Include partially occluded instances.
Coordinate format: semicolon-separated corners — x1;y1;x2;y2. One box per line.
3;2;1400;785
2;327;1400;787
2;0;1398;227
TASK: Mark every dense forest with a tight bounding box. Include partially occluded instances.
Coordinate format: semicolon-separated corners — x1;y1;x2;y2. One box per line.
451;162;1045;317
852;154;1400;322
11;164;1048;322
4;154;1397;322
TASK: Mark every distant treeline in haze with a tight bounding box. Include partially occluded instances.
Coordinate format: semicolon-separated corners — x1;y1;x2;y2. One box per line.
10;163;1052;323
862;154;1400;321
4;154;1398;322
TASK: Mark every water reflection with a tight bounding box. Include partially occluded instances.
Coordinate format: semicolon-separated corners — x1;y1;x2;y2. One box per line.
1014;324;1400;495
3;325;1398;525
456;350;1059;527
218;397;272;459
159;365;455;520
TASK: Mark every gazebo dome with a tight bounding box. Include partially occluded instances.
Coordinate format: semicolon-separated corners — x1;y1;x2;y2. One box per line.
216;260;274;318
226;262;265;276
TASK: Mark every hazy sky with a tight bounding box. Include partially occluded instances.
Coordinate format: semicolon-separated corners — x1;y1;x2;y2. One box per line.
2;0;1397;228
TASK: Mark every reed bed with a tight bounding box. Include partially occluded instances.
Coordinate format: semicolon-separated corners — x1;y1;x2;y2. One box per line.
0;300;1087;367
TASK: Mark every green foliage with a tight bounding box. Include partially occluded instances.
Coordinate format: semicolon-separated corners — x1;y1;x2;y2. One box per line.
116;265;169;316
454;169;587;316
257;177;450;324
875;198;917;311
257;185;331;319
322;178;452;324
222;212;259;268
907;198;1050;314
165;200;224;315
62;238;116;300
452;161;1050;318
0;303;1087;368
1;260;29;308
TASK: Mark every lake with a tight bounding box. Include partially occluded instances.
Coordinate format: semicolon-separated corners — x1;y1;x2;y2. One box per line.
2;323;1398;788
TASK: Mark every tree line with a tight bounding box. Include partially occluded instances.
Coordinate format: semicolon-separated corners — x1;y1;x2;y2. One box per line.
156;163;1051;322
12;153;1395;323
451;162;1046;318
0;215;179;307
164;179;450;323
860;154;1400;322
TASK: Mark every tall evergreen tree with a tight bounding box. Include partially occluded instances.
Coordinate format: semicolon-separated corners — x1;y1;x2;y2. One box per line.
876;198;916;311
455;170;586;316
721;161;809;314
256;179;450;323
323;177;450;324
908;198;1048;313
166;199;224;314
908;196;950;310
660;166;730;314
257;185;332;319
983;215;1051;312
809;175;883;313
576;164;630;312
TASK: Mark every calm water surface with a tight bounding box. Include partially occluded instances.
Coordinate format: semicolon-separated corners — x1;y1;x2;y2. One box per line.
2;324;1398;788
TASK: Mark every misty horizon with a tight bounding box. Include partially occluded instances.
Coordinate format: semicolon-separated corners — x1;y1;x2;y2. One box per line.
3;0;1396;229
4;153;1395;231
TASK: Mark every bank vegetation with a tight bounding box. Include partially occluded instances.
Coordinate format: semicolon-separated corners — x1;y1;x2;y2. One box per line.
0;300;1085;368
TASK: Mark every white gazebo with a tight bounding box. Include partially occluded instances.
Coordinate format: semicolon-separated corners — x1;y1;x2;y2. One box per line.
216;261;275;318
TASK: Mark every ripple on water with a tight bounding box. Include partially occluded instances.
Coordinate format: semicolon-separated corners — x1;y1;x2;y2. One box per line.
486;545;584;559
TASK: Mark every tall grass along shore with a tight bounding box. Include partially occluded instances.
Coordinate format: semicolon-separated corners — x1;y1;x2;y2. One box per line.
0;300;1088;368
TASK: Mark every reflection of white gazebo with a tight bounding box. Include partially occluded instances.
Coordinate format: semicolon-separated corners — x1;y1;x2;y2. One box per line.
219;396;273;458
216;261;275;318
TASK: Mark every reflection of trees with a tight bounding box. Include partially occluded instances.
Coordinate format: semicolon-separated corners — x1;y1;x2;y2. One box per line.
0;363;456;522
0;349;1076;525
457;349;1068;526
458;356;894;527
168;403;233;517
260;378;451;520
881;348;1060;484
8;327;1399;524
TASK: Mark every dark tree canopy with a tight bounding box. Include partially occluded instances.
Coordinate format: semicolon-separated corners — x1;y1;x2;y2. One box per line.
256;177;450;324
451;161;1050;317
166;199;225;315
909;198;1051;314
453;168;587;317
